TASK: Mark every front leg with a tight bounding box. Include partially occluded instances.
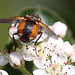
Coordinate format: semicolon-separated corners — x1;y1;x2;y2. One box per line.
34;31;42;45
12;33;18;51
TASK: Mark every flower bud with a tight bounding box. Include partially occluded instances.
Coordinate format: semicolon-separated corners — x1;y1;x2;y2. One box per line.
70;44;75;63
9;52;24;68
52;21;67;38
0;56;8;66
70;54;75;63
0;70;8;75
62;41;73;57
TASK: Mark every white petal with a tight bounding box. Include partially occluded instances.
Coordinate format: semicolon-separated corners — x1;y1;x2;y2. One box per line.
33;57;50;69
72;44;75;52
62;41;73;57
70;53;75;63
52;21;67;38
0;56;8;66
0;70;8;75
33;69;47;75
51;50;67;66
22;54;35;61
34;57;45;69
9;52;24;67
62;65;75;75
22;45;36;61
47;37;63;50
9;26;19;39
70;44;75;63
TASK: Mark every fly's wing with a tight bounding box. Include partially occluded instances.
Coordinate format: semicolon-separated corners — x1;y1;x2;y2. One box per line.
0;17;25;24
38;22;58;39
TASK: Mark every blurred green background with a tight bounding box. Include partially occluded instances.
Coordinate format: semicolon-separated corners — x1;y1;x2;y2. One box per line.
0;0;75;49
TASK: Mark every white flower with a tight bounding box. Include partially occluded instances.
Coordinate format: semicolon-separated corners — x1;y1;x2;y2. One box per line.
33;60;63;75
0;55;8;66
22;41;50;60
72;44;75;52
33;64;75;75
62;65;75;75
33;57;50;69
22;42;51;68
0;70;8;75
9;52;24;67
22;44;36;61
47;37;64;51
33;57;51;75
33;69;47;75
70;44;75;63
70;54;75;63
51;50;67;66
61;41;73;57
52;21;67;38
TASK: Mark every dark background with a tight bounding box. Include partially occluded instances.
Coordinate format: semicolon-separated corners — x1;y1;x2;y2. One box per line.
0;0;75;48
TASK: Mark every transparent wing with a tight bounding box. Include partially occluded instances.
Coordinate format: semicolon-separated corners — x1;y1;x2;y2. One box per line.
38;22;58;39
0;17;25;24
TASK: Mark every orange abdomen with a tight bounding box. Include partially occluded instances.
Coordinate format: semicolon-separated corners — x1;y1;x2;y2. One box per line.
29;24;39;40
17;20;39;42
18;21;26;33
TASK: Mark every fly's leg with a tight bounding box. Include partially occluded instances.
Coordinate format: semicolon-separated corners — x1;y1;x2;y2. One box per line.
34;31;42;45
33;32;42;56
12;33;18;51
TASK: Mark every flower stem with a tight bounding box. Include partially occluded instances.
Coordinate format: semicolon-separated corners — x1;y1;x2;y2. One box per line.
18;66;31;75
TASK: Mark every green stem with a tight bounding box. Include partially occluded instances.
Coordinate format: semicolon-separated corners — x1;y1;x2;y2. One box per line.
18;66;31;75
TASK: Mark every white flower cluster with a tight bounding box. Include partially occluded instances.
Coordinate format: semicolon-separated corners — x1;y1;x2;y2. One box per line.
22;36;75;75
0;21;75;75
